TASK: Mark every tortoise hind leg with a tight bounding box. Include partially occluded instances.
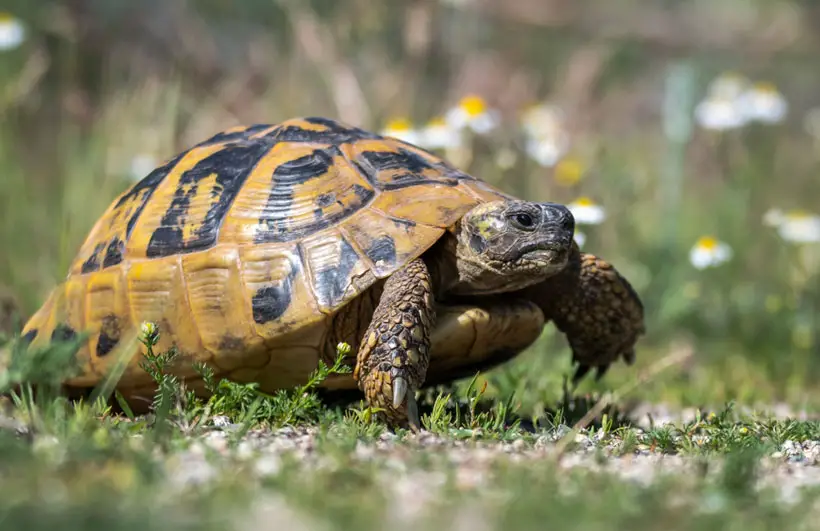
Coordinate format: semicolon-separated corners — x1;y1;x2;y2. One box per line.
353;257;435;429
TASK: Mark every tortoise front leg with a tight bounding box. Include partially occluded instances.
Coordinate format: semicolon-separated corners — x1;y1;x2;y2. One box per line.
353;257;434;429
530;244;646;383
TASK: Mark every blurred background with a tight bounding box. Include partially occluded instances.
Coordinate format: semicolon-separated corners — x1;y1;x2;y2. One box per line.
1;0;819;411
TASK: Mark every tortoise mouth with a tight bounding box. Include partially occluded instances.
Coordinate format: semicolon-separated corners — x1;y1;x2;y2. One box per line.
521;248;570;277
519;237;572;265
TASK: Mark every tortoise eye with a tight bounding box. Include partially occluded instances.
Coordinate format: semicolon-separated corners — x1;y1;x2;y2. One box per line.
511;212;536;230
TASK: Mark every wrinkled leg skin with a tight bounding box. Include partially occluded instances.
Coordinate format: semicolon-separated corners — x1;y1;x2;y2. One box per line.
534;247;646;384
353;257;434;429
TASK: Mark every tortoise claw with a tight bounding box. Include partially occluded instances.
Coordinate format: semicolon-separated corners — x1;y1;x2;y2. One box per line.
393;376;408;409
392;376;421;430
406;391;420;431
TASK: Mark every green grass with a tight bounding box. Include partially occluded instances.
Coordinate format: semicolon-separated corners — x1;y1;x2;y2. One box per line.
0;339;820;530
1;334;820;530
2;1;820;528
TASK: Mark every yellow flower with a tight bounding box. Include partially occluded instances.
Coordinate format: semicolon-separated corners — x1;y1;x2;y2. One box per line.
417;116;461;150
445;95;499;134
553;158;584;187
567;197;606;225
380;117;420;145
689;236;732;269
139;321;159;344
0;13;25;51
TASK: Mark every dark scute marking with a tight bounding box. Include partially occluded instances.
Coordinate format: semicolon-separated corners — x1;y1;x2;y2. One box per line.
316;192;336;207
313;208;323;220
252;286;291;324
218;334;245;351
254;147;375;244
388;216;416;228
117;152;186;241
146;141;272;258
194;124;273;147
252;260;299;324
102;237;125;268
51;323;77;343
365;235;397;267
314;237;360;308
21;329;37;345
271;117;378;144
469;233;487;254
96;314;121;357
358;149;461;190
81;243;106;274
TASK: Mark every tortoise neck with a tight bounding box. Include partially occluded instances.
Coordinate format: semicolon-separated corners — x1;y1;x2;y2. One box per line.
525;242;582;318
421;233;462;300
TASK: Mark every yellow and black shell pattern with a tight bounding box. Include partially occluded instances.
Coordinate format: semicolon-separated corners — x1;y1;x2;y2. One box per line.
21;117;512;389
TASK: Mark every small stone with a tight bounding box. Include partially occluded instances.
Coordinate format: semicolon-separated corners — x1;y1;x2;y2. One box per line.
211;415;231;428
355;441;376;460
204;431;229;453
254;455;282;477
236;440;256;460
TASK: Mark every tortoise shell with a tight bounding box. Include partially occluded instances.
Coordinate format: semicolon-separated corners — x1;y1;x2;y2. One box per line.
21;117;523;392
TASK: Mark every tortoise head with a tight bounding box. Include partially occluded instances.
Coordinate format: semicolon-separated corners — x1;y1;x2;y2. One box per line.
450;199;575;295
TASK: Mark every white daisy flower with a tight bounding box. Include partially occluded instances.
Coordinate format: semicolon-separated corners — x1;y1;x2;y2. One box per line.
444;95;499;134
689;236;733;270
128;154;158;182
380;117;420;145
520;103;566;139
416;116;462;150
520;103;570;167
694;71;751;131
525;136;568;168
774;211;820;244
573;231;586;248
762;208;785;228
694;97;748;131
740;82;788;124
0;13;25;51
706;72;750;101
494;147;517;170
567;197;606;225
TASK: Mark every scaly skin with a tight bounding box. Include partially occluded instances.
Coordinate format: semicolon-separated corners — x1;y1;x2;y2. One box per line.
528;243;645;382
353;258;434;428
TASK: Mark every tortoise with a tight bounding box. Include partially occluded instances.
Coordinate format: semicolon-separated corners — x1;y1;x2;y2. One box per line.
19;116;645;427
